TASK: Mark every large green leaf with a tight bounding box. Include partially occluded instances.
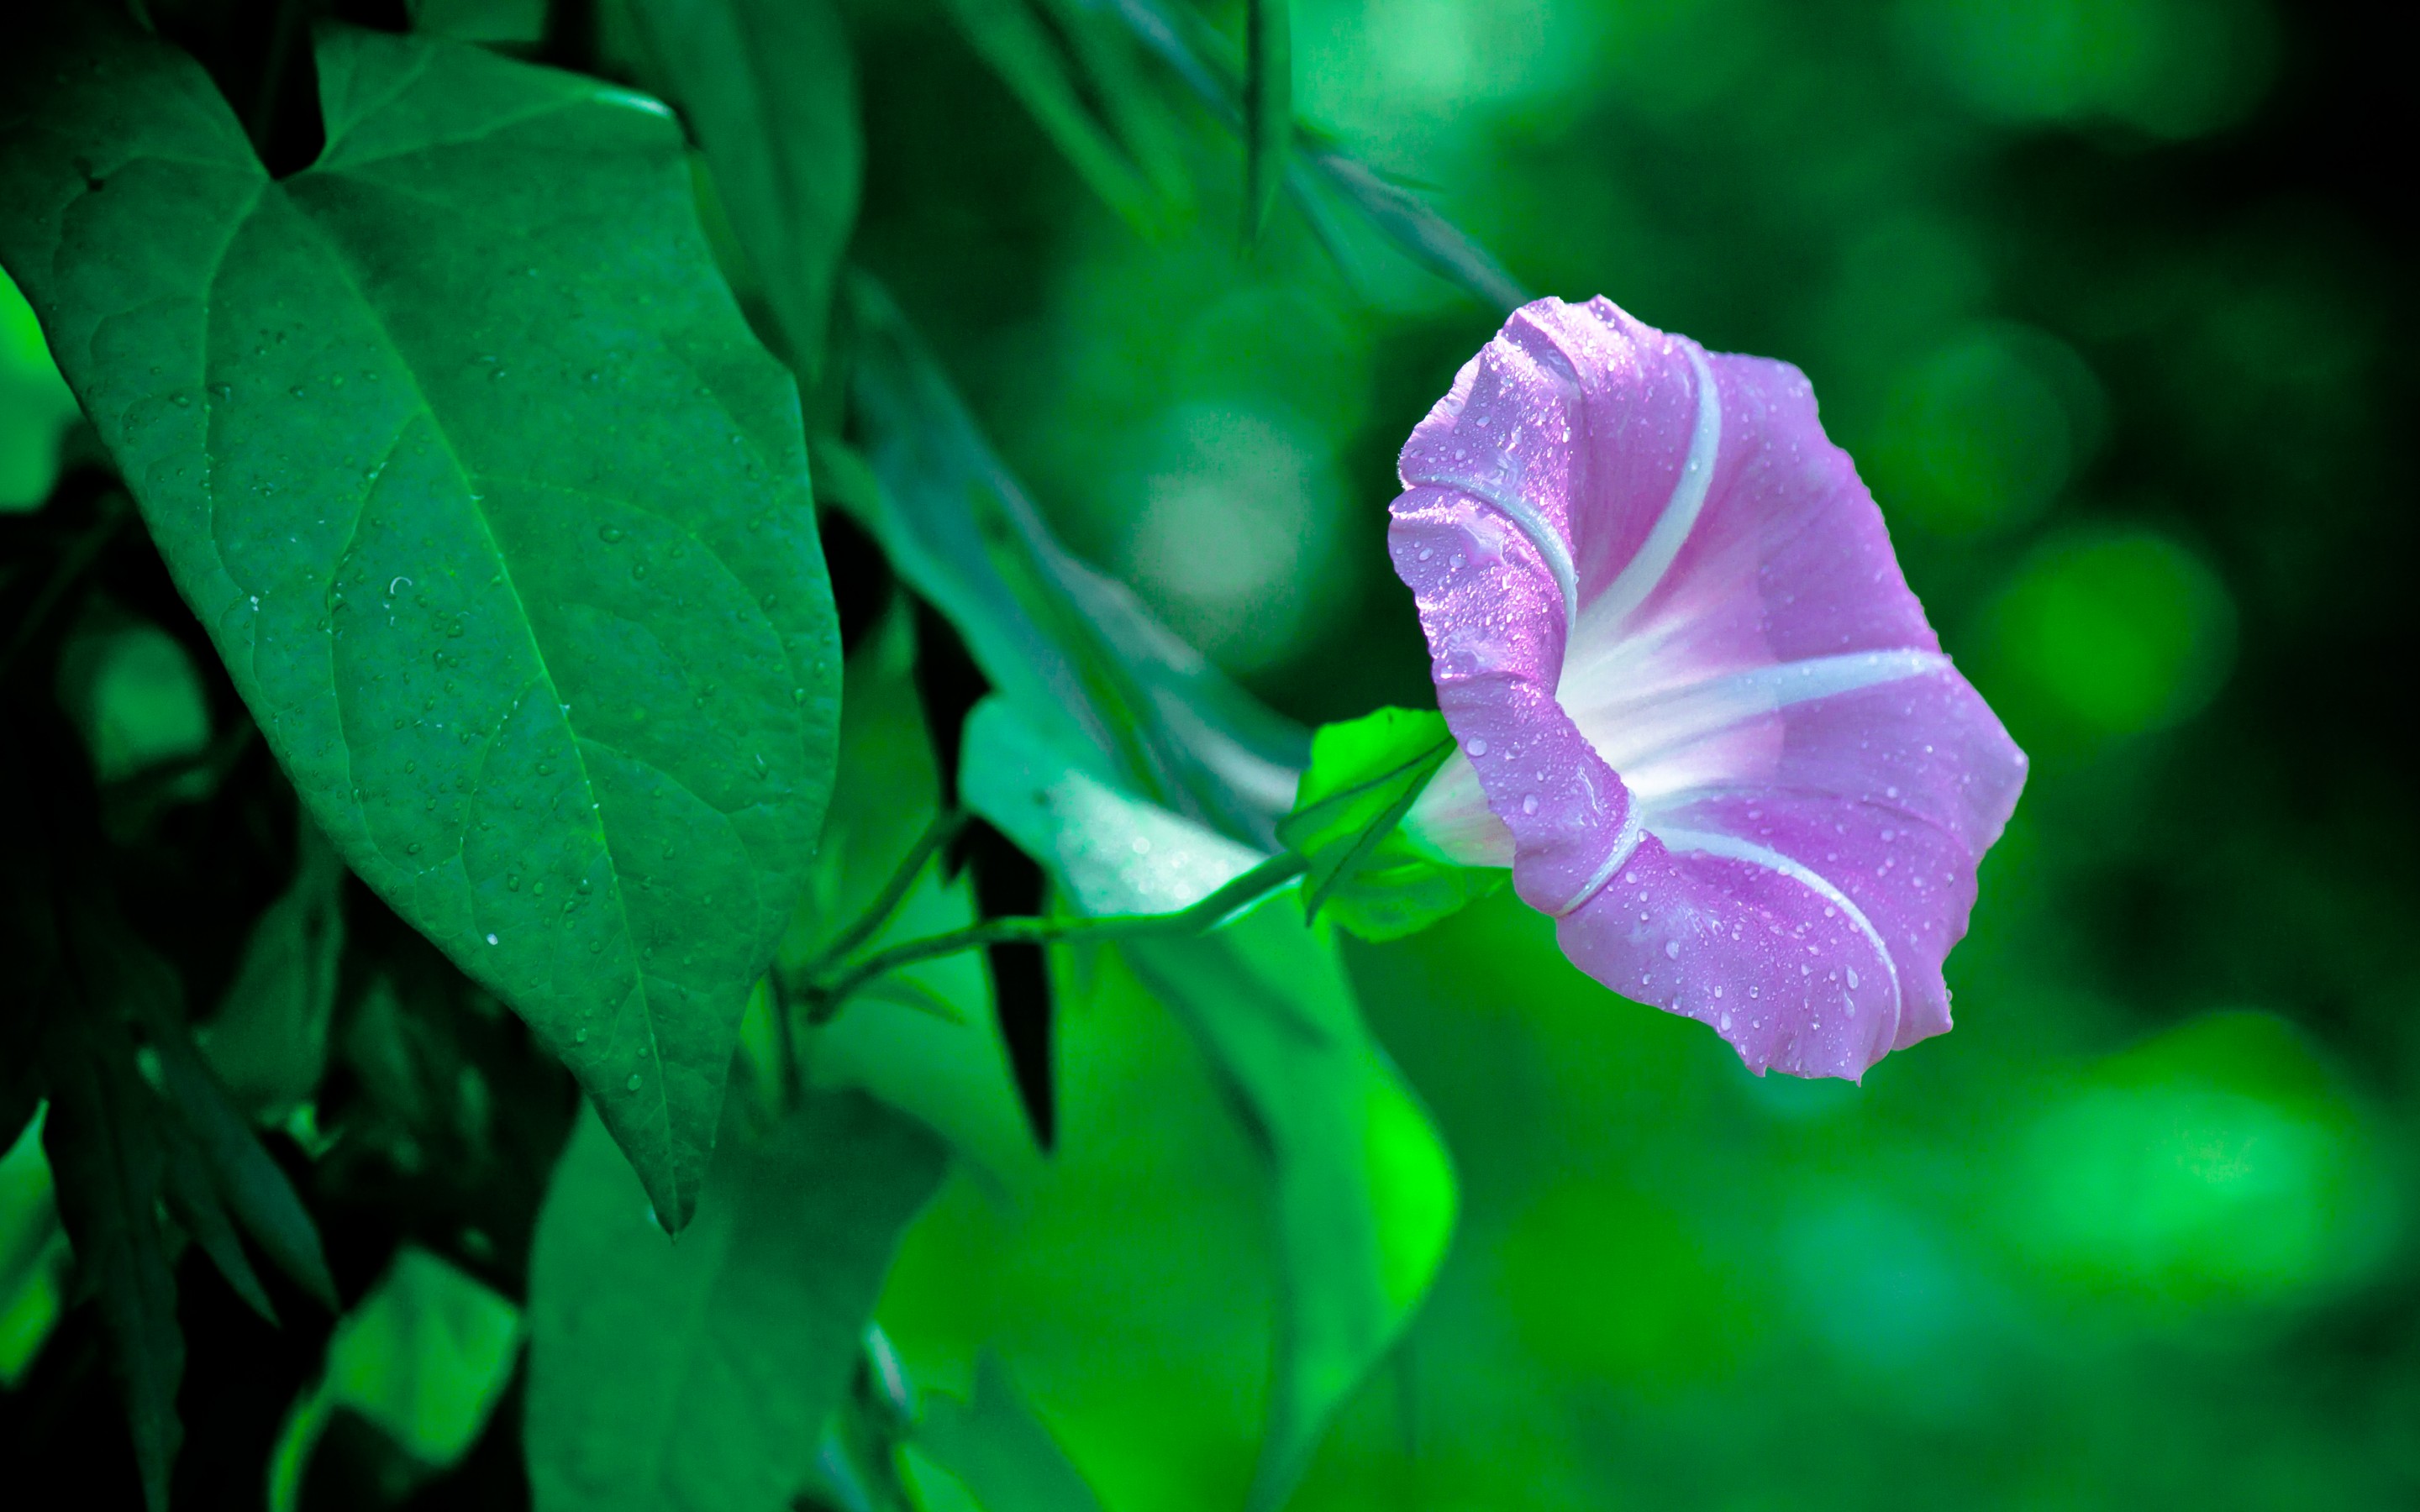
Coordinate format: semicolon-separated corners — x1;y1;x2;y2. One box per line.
524;1091;949;1512
841;280;1306;847
0;14;842;1227
628;0;859;379
960;699;1456;1511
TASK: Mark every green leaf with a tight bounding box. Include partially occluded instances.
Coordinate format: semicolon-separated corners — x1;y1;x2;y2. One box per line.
1;264;78;513
935;0;1166;230
960;699;1456;1512
842;280;1307;846
269;1246;524;1512
199;814;347;1122
55;610;213;784
909;1354;1104;1512
1244;0;1289;238
1083;0;1528;311
0;1108;73;1389
628;0;859;379
36;1013;182;1512
1299;150;1528;313
159;1126;278;1324
133;977;342;1313
525;1090;949;1512
0;13;843;1229
11;862;344;1508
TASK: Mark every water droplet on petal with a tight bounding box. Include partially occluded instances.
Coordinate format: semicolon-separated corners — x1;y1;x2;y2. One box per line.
1665;940;1681;959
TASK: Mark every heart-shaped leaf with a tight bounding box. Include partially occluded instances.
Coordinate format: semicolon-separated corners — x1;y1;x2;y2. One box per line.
0;14;841;1227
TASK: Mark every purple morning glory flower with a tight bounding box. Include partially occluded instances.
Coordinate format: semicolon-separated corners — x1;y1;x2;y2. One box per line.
1391;297;2026;1079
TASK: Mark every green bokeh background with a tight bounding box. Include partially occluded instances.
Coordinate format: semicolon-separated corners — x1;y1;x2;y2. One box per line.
7;0;2412;1505
844;0;2417;1506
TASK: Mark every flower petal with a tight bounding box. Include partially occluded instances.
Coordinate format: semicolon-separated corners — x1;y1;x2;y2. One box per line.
1389;297;2024;1079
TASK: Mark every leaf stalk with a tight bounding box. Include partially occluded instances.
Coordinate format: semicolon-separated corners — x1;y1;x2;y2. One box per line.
790;848;1307;1022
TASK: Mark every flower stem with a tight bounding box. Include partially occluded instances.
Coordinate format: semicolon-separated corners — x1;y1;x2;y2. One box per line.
808;806;968;978
800;849;1307;1021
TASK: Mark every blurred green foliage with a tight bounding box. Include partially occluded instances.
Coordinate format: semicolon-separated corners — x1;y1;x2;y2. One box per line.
844;0;2416;1506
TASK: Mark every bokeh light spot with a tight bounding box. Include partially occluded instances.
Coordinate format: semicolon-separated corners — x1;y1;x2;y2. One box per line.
1981;528;2235;746
1868;323;2102;538
1781;1195;1996;1412
1297;0;1607;156
1116;405;1344;675
2003;1012;2386;1305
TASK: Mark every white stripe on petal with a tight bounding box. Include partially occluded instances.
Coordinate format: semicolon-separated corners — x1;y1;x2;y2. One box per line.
1591;649;1951;795
1581;344;1723;638
1649;826;1903;1040
1685;648;1949;711
1453;478;1581;636
1552;802;1641;916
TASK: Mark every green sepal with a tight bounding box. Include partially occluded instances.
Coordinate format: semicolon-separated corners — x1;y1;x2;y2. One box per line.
1276;706;1499;941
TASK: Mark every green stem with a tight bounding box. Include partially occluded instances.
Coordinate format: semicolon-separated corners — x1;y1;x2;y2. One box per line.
808;806;967;976
771;972;804;1110
802;850;1306;1020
